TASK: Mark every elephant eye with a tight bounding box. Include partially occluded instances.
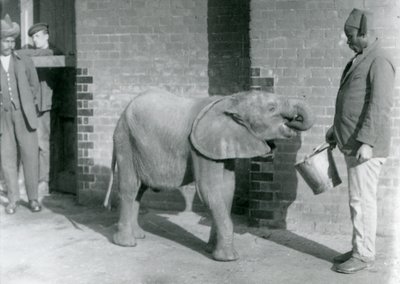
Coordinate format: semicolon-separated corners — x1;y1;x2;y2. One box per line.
268;105;277;112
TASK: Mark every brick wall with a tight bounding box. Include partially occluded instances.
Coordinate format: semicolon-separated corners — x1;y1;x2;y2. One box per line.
75;0;209;204
250;0;400;235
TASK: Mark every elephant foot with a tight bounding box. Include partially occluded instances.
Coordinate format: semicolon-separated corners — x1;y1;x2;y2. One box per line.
212;246;239;262
205;238;217;253
113;230;137;247
133;227;146;239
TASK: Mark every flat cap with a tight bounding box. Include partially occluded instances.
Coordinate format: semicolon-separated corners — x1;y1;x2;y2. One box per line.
1;14;20;39
28;22;49;37
345;8;373;35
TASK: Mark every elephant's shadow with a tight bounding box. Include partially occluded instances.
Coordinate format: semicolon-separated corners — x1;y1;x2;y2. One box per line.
42;193;339;262
197;213;341;263
41;193;212;258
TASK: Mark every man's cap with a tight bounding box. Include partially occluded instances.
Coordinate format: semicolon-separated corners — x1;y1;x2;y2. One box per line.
345;8;373;35
28;23;49;37
1;14;20;39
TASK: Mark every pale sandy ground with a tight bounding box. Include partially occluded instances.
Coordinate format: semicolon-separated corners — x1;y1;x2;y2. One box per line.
1;193;399;284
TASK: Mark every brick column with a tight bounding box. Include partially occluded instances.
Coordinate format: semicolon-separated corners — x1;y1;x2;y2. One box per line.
76;68;94;202
247;68;277;226
249;155;276;226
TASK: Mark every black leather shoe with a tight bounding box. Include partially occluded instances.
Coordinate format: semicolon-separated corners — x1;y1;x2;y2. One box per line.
333;257;373;274
5;203;18;214
333;251;353;263
29;200;42;213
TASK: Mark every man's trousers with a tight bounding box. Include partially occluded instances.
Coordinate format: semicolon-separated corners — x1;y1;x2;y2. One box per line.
345;156;386;262
1;108;39;203
37;110;51;183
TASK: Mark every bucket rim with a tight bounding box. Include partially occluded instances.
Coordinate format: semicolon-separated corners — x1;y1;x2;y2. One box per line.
294;142;331;166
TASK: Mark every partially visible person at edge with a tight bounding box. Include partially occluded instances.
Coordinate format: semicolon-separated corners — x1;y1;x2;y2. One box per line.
19;22;62;195
0;14;42;214
326;8;395;274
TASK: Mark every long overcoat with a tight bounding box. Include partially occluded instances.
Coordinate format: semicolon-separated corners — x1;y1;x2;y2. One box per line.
333;39;396;157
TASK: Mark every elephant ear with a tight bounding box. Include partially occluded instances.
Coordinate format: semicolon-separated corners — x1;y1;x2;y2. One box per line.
190;97;271;160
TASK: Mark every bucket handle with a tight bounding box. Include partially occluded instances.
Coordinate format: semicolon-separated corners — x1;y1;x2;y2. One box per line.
313;142;330;153
309;142;331;157
295;142;331;165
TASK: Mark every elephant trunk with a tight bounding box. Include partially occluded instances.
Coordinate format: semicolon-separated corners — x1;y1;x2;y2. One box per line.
283;100;314;131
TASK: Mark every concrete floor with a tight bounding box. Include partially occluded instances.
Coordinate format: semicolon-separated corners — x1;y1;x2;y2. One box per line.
0;192;399;284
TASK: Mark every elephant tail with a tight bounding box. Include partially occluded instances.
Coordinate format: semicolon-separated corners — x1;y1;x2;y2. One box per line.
103;144;116;210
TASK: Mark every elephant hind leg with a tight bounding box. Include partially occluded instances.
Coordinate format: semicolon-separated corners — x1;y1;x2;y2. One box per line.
131;184;147;239
113;134;143;247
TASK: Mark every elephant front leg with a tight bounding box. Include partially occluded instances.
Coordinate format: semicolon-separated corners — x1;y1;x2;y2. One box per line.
207;198;238;261
192;154;238;261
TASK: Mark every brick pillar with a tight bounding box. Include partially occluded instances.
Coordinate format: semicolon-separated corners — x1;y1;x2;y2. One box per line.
248;69;277;226
76;68;94;201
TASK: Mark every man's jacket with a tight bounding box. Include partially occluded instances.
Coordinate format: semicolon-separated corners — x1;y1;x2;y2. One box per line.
333;39;395;157
0;52;40;133
18;46;62;112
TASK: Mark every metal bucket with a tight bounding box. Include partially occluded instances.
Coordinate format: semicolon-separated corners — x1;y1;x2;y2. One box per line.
295;143;342;195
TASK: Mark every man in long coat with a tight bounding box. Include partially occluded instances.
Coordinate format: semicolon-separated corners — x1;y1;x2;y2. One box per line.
326;9;395;273
1;14;41;214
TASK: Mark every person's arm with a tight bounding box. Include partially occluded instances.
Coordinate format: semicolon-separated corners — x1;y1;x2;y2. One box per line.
22;55;40;106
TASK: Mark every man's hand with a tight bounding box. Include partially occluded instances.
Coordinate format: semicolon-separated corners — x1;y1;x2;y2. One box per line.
356;144;373;163
325;126;336;148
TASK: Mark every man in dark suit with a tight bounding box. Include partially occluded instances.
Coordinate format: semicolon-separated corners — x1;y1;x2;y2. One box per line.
27;23;62;195
326;9;395;273
1;14;41;214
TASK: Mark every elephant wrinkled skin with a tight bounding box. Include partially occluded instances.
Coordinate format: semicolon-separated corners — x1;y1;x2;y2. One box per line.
105;88;314;261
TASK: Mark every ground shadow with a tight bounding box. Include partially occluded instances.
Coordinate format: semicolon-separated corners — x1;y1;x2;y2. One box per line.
41;193;213;259
140;212;211;259
243;227;340;263
42;191;338;263
41;194;117;239
195;211;341;263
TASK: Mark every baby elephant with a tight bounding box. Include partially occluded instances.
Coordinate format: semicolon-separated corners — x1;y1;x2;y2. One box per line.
105;88;314;261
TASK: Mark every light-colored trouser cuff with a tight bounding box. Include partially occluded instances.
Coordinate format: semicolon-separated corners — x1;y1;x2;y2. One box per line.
345;156;386;262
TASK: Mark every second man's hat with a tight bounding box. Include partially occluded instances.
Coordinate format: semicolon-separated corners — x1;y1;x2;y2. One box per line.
28;23;49;37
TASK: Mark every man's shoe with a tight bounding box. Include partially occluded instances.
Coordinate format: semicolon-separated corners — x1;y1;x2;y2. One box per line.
29;200;42;213
5;203;17;214
333;251;353;263
333;257;373;274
